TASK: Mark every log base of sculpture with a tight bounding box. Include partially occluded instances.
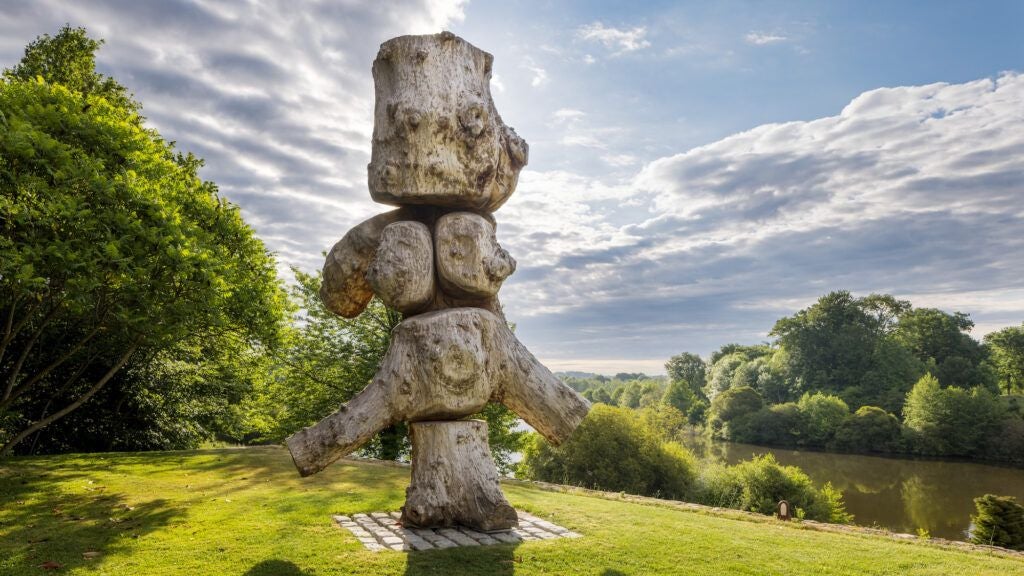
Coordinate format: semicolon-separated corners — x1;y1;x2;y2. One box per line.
400;420;517;532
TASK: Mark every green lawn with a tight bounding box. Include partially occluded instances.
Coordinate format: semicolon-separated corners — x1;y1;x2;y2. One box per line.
1;447;1021;575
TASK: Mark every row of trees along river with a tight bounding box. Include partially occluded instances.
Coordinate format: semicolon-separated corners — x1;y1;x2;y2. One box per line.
3;27;1024;549
552;291;1024;541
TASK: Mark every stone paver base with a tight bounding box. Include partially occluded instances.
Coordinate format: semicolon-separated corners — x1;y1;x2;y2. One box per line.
334;511;581;551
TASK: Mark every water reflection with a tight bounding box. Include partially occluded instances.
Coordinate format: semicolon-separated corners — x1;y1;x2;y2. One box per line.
685;435;1024;540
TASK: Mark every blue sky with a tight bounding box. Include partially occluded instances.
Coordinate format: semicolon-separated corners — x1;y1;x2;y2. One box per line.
2;1;1022;373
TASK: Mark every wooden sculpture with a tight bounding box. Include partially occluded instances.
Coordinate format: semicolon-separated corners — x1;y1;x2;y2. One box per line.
285;32;591;532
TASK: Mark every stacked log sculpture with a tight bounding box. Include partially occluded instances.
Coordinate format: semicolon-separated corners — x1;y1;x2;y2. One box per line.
285;32;591;532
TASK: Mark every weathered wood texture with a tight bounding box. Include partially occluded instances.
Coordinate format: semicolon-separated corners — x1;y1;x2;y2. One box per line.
319;208;412;318
366;220;435;314
285;307;590;476
401;420;517;531
368;32;528;211
435;211;516;298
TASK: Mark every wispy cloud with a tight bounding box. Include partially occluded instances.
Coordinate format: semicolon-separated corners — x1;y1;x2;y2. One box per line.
745;31;789;45
577;22;651;55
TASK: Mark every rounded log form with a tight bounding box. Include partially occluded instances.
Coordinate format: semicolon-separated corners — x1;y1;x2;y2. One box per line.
285;307;590;476
401;420;517;531
320;208;412;318
366;220;435;314
435;211;516;299
368;32;528;211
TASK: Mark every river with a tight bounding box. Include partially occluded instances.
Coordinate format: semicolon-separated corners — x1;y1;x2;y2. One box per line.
685;437;1024;540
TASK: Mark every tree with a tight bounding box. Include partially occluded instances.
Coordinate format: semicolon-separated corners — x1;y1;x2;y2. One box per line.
662;378;697;414
831;406;902;453
517;404;696;499
665;352;706;400
1;28;286;455
971;494;1024;550
902;374;1003;456
986;324;1024;395
4;25;137;113
709;386;763;423
770;291;882;398
796;392;849;446
894;308;994;391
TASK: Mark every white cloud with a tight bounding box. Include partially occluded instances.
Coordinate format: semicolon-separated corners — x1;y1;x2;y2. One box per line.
502;72;1024;359
577;22;651;54
553;108;586;123
745;31;789;45
521;57;549;87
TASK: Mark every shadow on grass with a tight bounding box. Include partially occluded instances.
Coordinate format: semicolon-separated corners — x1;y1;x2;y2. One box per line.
0;461;182;573
244;559;314;576
403;540;521;576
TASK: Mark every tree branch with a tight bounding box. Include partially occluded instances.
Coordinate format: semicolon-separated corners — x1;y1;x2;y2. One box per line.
0;341;140;456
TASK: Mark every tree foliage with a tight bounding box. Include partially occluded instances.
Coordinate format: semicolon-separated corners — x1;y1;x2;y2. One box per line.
0;28;285;455
986;324;1024;395
971;494;1024;550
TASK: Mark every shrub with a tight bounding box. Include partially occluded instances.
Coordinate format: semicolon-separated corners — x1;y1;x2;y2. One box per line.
728;403;800;445
831;406;902;453
971;494;1024;550
517;404;696;500
693;454;852;523
796;392;850;446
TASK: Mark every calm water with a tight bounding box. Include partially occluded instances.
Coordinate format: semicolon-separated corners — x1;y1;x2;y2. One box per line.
687;437;1024;540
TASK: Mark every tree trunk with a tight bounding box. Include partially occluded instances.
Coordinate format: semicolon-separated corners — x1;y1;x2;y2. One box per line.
401;420;517;532
0;342;139;456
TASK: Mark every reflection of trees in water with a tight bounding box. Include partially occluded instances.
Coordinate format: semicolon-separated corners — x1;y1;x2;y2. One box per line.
901;475;966;537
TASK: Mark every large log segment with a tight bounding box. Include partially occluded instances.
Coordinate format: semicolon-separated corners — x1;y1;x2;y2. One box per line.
285;308;589;477
401;420;517;531
435;211;516;299
368;33;528;211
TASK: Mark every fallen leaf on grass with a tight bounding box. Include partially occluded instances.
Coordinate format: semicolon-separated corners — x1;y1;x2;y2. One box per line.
38;560;62;570
82;551;101;559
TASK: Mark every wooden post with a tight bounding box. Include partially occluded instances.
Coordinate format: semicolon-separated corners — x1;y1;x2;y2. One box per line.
401;420;517;532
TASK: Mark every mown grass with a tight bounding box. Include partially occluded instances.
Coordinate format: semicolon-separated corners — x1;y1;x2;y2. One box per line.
1;446;1021;575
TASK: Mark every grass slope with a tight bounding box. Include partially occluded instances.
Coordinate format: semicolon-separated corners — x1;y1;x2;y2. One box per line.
1;446;1021;575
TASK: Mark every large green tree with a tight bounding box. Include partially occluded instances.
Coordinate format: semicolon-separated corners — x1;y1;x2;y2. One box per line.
894;308;994;391
986;324;1024;395
665;352;706;400
0;28;286;455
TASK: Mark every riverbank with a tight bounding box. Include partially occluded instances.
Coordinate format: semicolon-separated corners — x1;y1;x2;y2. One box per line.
2;446;1022;575
683;435;1024;541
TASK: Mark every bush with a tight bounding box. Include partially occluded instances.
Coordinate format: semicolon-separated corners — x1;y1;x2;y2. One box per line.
517;404;696;500
693;454;852;523
831;406;902;453
971;494;1024;550
708;386;763;435
728;403;800;445
796;392;849;446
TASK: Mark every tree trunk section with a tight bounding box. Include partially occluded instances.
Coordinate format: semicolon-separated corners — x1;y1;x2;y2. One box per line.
401;420;517;532
365;220;435;314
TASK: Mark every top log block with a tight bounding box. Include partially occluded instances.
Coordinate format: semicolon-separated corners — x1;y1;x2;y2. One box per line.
368;32;528;212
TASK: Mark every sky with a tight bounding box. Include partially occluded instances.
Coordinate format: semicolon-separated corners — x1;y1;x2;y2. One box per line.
1;0;1022;374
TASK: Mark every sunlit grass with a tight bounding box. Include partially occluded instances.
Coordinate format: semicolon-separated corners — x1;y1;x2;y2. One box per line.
1;446;1021;575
